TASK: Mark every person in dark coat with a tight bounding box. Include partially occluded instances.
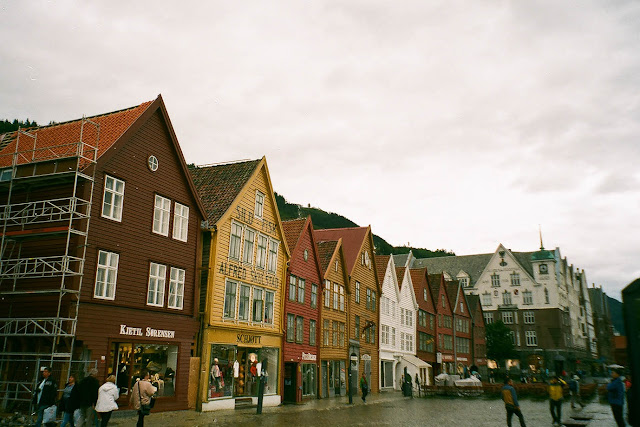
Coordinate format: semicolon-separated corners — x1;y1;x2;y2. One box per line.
77;368;100;426
33;367;58;427
502;377;526;427
607;368;626;427
60;374;77;427
359;373;368;403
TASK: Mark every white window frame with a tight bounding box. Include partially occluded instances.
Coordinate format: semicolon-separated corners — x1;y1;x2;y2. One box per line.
502;311;514;324
355;281;360;304
523;311;535;324
525;330;538;346
254;190;265;219
503;291;512;305
510;272;520;286
267;239;279;273
491;274;500;287
152;194;171;236
168;267;185;310
482;293;492;306
523;290;533;305
147;262;166;307
242;227;256;265
94;250;119;300
459;277;469;287
172;202;189;242
102;175;125;221
483;312;493;324
256;233;268;269
229;221;243;260
423;288;428;301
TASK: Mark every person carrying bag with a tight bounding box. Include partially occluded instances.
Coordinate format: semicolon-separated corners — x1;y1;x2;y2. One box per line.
130;370;157;427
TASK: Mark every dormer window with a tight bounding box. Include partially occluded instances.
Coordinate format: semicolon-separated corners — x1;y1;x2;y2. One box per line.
254;191;265;219
459;277;469;288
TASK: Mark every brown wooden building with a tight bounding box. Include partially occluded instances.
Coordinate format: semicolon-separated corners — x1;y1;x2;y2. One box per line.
429;274;454;374
281;217;323;403
466;294;487;376
0;95;205;411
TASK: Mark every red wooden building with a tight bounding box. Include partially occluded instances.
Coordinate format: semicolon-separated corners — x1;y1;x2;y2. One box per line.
445;280;472;375
281;216;323;403
410;268;437;383
466;294;488;376
0;95;205;411
429;274;454;374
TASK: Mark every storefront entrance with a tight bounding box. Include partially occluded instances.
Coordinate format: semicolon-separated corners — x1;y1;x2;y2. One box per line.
283;362;297;403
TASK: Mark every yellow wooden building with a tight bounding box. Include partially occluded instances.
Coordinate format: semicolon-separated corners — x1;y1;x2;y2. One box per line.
189;157;290;411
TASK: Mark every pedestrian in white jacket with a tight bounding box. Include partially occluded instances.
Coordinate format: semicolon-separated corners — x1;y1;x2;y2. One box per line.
95;375;119;427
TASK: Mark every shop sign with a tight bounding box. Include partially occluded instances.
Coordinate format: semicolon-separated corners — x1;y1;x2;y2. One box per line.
361;354;371;361
442;354;454;362
219;260;280;289
458;357;468;362
119;324;175;339
237;333;262;345
301;352;316;361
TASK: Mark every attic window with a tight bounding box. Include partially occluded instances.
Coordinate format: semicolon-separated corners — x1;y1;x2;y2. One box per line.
148;155;159;172
304;249;308;261
335;260;338;272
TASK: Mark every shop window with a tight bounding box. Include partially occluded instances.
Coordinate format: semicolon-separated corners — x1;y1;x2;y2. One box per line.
111;342;177;399
208;344;235;398
172;202;189;242
302;364;316;397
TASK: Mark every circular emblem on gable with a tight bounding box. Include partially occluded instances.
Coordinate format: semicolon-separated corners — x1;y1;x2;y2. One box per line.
148;155;159;172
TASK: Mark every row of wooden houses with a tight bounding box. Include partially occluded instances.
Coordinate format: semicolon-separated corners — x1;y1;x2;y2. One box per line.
0;96;487;412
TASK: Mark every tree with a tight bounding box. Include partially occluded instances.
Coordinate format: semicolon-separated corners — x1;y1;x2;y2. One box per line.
486;320;519;369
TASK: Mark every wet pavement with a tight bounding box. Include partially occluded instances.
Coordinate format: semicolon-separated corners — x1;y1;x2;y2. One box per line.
107;392;619;426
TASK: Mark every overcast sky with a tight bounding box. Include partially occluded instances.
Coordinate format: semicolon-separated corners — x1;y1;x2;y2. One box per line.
2;1;638;299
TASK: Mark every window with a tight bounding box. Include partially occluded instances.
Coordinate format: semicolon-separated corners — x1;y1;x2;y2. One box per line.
419;332;434;352
152;195;171;236
334;260;338;272
443;334;453;350
544;288;550;304
510;272;520;286
405;309;412;327
418;310;427;327
168;267;185;309
332;321;338;346
324;280;331;308
339;322;345;347
264;291;274;324
460;302;464;313
323;319;329;346
484;312;493;324
491;274;500;287
147;263;166;307
289;275;297;301
356;316;361;341
400;332;405;351
366;288;371;310
525;330;537;346
311;283;318;308
381;324;388;345
509;331;517;345
298;278;305;304
287;314;295;342
229;222;243;260
223;280;237;318
333;283;339;310
502;291;512;305
391;327;396;346
238;284;251;321
355;281;360;303
172;202;189;242
302;363;316;397
423;288;428;301
309;320;316;346
482;292;492;306
254;191;265;219
523;290;533;305
339;286;345;311
242;227;255;264
459;277;469;287
371;291;376;313
296;316;304;343
523;311;535;324
94;250;119;300
267;239;279;273
502;311;514;324
401;308;405;325
441;294;446;308
252;288;264;322
102;175;125;221
256;234;268;269
429;314;434;330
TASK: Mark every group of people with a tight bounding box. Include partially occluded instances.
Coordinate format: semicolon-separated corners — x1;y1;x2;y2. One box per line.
33;367;157;427
501;368;629;427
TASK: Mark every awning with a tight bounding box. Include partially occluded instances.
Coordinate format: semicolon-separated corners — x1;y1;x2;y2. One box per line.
401;354;432;368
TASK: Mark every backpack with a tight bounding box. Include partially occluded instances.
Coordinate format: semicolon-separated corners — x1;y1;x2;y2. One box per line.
569;380;577;392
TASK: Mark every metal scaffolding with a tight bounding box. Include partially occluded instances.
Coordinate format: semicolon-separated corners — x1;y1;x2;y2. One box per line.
0;119;98;408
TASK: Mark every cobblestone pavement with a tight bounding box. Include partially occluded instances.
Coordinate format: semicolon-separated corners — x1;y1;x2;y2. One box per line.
108;393;619;427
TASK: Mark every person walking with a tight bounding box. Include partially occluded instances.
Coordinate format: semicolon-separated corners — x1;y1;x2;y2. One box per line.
569;374;585;410
130;370;157;427
359;372;368;403
33;367;57;427
548;375;567;426
60;374;77;427
76;368;100;426
501;377;526;427
95;375;119;427
607;368;626;427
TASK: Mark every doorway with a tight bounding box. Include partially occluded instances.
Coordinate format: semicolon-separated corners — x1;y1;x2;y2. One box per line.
283;362;297;403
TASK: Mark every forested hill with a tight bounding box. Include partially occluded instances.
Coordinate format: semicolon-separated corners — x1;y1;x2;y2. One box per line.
275;192;454;258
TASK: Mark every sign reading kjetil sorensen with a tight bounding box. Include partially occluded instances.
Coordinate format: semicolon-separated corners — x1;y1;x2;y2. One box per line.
119;324;175;339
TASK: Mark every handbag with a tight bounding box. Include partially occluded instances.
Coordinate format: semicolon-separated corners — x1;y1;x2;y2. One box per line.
138;382;151;416
43;405;57;423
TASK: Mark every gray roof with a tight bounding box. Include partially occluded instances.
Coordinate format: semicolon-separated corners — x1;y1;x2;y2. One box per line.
392;253;410;267
411;250;542;286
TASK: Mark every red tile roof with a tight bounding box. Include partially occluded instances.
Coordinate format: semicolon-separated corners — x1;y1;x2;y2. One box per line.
395;266;406;289
316;239;339;275
375;255;390;285
428;274;444;308
313;227;368;273
188;159;261;225
282;218;307;252
0;100;153;168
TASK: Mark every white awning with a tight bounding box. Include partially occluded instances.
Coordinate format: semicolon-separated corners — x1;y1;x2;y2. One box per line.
401;354;432;368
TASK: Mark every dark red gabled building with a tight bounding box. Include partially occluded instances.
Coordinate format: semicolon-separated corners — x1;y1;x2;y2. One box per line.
429;274;454;375
445;280;472;376
466;294;487;377
410;268;436;384
281;217;323;403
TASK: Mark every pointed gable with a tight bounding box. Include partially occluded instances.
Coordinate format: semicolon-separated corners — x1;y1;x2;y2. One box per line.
375;255;390;286
411;268;436;314
313;227;368;274
282;218;307;251
316;240;339;276
395;266;406;289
